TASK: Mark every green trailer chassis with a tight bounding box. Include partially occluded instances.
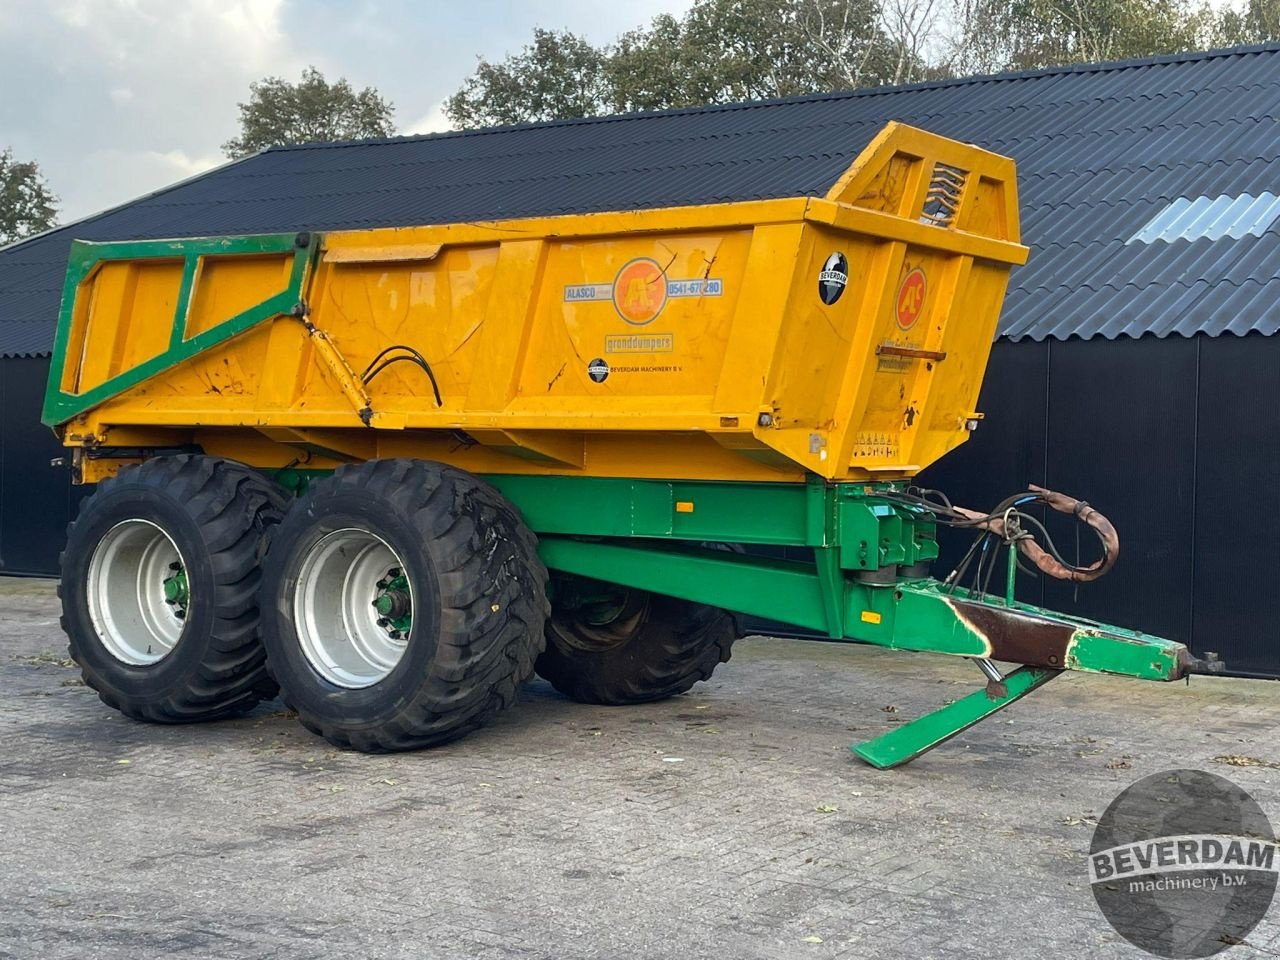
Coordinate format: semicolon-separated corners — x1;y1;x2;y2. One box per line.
272;470;1212;768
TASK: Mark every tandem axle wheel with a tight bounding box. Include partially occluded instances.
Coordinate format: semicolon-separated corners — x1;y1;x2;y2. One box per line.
258;458;550;752
60;455;285;723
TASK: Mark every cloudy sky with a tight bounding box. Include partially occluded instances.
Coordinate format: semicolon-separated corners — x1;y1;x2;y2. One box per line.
0;0;692;223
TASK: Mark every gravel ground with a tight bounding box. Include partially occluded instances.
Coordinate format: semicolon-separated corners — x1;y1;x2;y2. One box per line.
1;577;1277;959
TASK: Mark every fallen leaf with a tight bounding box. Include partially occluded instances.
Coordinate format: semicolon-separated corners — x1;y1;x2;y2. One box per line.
815;804;838;814
1214;754;1280;769
11;653;76;668
802;935;824;944
115;759;131;765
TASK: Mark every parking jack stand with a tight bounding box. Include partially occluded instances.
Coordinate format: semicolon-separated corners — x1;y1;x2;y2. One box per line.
852;664;1061;769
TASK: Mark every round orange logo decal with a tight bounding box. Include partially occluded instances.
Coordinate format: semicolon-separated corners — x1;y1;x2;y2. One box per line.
896;267;927;330
612;258;667;326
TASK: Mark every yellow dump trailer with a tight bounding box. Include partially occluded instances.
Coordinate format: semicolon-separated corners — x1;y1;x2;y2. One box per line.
44;123;1212;767
47;123;1022;484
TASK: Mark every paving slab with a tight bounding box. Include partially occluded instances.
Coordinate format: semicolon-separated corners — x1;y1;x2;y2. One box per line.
1;578;1277;959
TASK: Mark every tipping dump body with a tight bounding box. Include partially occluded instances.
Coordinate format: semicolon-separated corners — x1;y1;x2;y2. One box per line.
44;123;1026;484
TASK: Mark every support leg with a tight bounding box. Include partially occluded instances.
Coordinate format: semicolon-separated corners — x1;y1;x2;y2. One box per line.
852;665;1060;769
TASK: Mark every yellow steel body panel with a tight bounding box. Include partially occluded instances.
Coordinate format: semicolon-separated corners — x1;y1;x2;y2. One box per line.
53;123;1027;484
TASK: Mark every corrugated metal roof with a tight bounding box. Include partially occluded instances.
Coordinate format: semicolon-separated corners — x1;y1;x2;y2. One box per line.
3;42;1280;356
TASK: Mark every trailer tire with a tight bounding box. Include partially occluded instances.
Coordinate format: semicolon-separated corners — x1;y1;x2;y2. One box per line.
259;459;549;752
536;584;737;705
59;455;287;723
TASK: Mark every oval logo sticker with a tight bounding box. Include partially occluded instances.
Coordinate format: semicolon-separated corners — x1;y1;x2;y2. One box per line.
818;251;848;305
613;258;667;325
896;267;927;329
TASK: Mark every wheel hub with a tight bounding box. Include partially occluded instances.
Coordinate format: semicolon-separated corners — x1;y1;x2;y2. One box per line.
550;579;650;652
372;569;412;639
86;519;188;665
294;529;414;688
162;564;189;618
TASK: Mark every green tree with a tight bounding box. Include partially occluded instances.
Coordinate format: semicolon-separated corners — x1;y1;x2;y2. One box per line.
223;66;395;158
446;0;909;128
606;15;693;113
954;0;1216;73
1212;0;1280;44
610;0;903;111
445;29;609;128
0;149;57;246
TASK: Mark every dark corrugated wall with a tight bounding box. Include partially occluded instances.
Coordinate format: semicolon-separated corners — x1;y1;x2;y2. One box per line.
923;332;1277;678
0;358;87;576
1191;335;1280;678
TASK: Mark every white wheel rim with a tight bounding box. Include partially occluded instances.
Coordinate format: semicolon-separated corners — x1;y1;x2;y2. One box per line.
86;519;188;665
295;528;413;689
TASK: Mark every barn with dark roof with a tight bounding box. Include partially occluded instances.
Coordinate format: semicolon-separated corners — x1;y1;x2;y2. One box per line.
2;43;1277;674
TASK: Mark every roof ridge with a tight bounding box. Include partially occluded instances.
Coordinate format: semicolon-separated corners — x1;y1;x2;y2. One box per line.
262;41;1280;155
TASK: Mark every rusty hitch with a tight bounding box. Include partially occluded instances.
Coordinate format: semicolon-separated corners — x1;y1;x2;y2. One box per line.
1182;651;1227;675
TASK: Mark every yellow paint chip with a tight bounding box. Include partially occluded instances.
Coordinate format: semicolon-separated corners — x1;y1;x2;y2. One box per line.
860;610;882;624
675;501;695;514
